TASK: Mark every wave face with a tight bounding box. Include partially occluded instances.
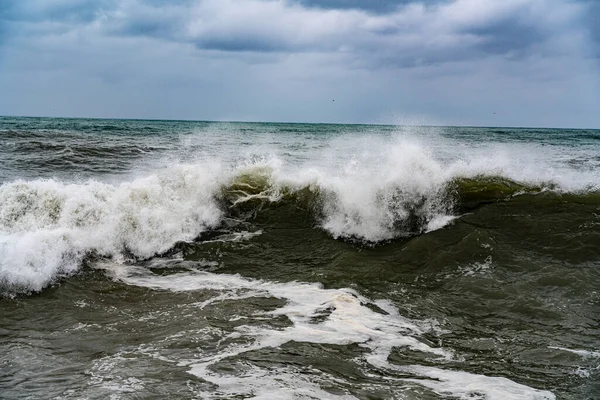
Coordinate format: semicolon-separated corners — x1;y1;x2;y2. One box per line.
1;119;599;294
222;142;454;242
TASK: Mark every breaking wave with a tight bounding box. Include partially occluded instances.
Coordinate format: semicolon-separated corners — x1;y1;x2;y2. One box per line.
1;137;599;294
0;164;223;294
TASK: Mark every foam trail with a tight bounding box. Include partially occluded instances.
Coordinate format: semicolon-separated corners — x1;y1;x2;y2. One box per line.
102;264;555;400
401;366;555;400
549;347;600;358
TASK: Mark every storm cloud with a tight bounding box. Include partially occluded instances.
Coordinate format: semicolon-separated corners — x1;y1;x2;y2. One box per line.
0;0;598;127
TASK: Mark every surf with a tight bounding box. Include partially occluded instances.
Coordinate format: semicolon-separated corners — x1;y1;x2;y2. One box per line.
1;134;599;295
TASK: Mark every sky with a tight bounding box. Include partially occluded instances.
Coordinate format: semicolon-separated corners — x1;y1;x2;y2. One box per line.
0;0;599;128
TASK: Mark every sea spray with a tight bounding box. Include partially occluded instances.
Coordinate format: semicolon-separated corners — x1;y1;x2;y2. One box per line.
2;133;600;294
0;164;223;293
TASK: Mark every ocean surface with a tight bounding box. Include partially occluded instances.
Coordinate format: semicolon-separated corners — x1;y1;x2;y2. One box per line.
0;116;599;399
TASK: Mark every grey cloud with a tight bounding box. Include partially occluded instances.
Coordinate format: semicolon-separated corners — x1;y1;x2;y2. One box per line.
2;0;113;23
298;0;444;13
587;1;600;56
3;0;595;66
110;15;179;39
465;20;543;57
99;0;591;67
0;0;598;128
195;37;289;52
0;2;15;48
0;0;114;50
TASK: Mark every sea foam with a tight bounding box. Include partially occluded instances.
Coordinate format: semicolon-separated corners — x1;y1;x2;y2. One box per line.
99;262;556;400
0;164;223;293
2;134;599;294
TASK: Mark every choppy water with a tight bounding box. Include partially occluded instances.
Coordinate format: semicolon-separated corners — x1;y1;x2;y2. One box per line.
1;116;599;399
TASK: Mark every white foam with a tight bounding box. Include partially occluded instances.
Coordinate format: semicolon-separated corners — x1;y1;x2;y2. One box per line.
102;264;555;399
426;214;458;232
316;141;452;242
457;255;494;277
3;133;599;293
401;366;556;400
236;134;600;242
0;163;223;292
87;351;147;396
549;346;600;359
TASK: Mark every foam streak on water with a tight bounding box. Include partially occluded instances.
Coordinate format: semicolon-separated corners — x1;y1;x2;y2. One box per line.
100;263;556;400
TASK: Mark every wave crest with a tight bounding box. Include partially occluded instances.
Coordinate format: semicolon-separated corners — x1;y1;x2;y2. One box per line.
0;165;222;294
2;136;600;294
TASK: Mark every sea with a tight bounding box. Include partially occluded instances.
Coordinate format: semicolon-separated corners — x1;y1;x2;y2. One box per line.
0;116;599;399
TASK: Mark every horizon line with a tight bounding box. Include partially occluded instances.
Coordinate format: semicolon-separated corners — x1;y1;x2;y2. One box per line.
0;114;597;131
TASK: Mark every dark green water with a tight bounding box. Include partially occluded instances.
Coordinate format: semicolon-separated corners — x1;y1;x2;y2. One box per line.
0;117;599;399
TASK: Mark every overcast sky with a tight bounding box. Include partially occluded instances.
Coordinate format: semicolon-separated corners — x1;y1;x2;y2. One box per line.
0;0;598;127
